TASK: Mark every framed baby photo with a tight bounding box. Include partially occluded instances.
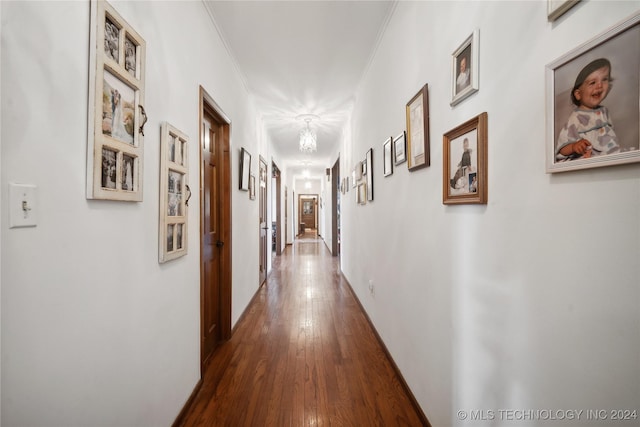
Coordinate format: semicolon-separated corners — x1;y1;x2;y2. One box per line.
451;29;479;107
546;12;640;173
405;84;430;171
87;0;146;201
443;112;487;205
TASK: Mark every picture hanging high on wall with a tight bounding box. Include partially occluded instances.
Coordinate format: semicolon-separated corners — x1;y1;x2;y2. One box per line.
87;0;146;201
405;84;430;171
451;29;479;107
546;12;640;172
443;112;488;205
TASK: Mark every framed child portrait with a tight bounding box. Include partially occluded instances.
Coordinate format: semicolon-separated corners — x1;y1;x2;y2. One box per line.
546;12;640;173
87;0;146;201
443;112;488;205
451;29;479;107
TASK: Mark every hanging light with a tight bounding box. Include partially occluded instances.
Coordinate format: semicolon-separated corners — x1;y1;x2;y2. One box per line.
297;114;319;154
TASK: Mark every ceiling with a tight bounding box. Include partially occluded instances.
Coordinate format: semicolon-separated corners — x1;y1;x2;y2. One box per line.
203;1;395;179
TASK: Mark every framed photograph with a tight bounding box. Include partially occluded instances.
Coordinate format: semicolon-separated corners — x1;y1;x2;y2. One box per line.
548;0;580;22
393;131;406;165
87;0;146;201
159;122;189;263
239;147;251;190
249;174;256;200
383;137;393;177
366;148;374;201
451;29;479;107
443;112;488;205
406;84;430;171
546;12;640;173
357;182;367;205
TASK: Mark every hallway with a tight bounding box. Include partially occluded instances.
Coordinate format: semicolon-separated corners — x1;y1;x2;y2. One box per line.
178;237;428;426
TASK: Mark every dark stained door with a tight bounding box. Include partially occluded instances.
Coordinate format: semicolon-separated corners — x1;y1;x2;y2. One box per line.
200;88;231;372
300;197;316;230
259;156;267;286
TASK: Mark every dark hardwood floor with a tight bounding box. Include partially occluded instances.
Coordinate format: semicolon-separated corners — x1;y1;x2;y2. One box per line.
177;234;428;426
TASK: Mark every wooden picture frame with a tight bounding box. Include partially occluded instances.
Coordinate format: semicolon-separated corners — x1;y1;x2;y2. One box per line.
393;131;407;165
87;0;147;201
239;147;251;191
451;29;479;107
548;0;580;22
546;12;640;173
249;174;256;200
383;137;393;177
366;148;374;201
406;84;430;171
159;122;189;263
443;112;488;205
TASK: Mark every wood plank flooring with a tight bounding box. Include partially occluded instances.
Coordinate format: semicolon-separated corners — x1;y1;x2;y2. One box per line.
177;235;428;426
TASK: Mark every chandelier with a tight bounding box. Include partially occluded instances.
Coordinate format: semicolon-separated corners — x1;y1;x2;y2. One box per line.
297;115;318;154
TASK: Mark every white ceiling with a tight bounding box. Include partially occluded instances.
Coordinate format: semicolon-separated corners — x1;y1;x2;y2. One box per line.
203;0;395;178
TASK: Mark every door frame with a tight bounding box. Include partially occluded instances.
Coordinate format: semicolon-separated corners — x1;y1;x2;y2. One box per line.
258;156;268;287
199;86;232;375
331;158;340;256
298;194;318;233
272;161;282;255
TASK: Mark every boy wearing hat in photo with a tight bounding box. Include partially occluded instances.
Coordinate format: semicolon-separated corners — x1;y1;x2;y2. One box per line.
556;58;620;160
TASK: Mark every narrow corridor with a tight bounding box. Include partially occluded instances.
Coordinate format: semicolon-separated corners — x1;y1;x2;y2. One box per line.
179;236;428;426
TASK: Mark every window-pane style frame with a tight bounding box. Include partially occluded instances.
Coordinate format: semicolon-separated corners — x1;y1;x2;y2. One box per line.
159;122;189;262
87;0;146;201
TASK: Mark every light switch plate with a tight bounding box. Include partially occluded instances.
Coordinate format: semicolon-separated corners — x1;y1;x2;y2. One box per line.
9;183;38;228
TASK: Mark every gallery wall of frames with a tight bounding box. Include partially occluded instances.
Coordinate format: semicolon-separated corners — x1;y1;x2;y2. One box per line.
350;3;639;207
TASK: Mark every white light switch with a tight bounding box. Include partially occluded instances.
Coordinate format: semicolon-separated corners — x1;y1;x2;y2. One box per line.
9;183;38;228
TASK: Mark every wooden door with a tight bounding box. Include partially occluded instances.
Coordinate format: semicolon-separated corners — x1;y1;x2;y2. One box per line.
259;156;267;286
200;88;231;372
300;197;316;229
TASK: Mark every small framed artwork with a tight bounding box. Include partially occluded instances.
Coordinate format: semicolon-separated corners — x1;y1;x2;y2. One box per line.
406;84;430;171
351;168;357;188
249;174;256;200
357;182;367;205
546;12;640;173
159;122;189;263
443;112;488;205
87;0;147;201
548;0;580;22
366;148;374;201
383;137;393;177
393;131;407;165
239;147;251;190
362;157;368;176
451;29;479;107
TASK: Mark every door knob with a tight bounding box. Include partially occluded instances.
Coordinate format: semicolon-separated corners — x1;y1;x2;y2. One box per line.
216;240;224;248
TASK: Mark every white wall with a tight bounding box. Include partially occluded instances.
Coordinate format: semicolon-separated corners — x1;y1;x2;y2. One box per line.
342;2;640;427
1;1;260;426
